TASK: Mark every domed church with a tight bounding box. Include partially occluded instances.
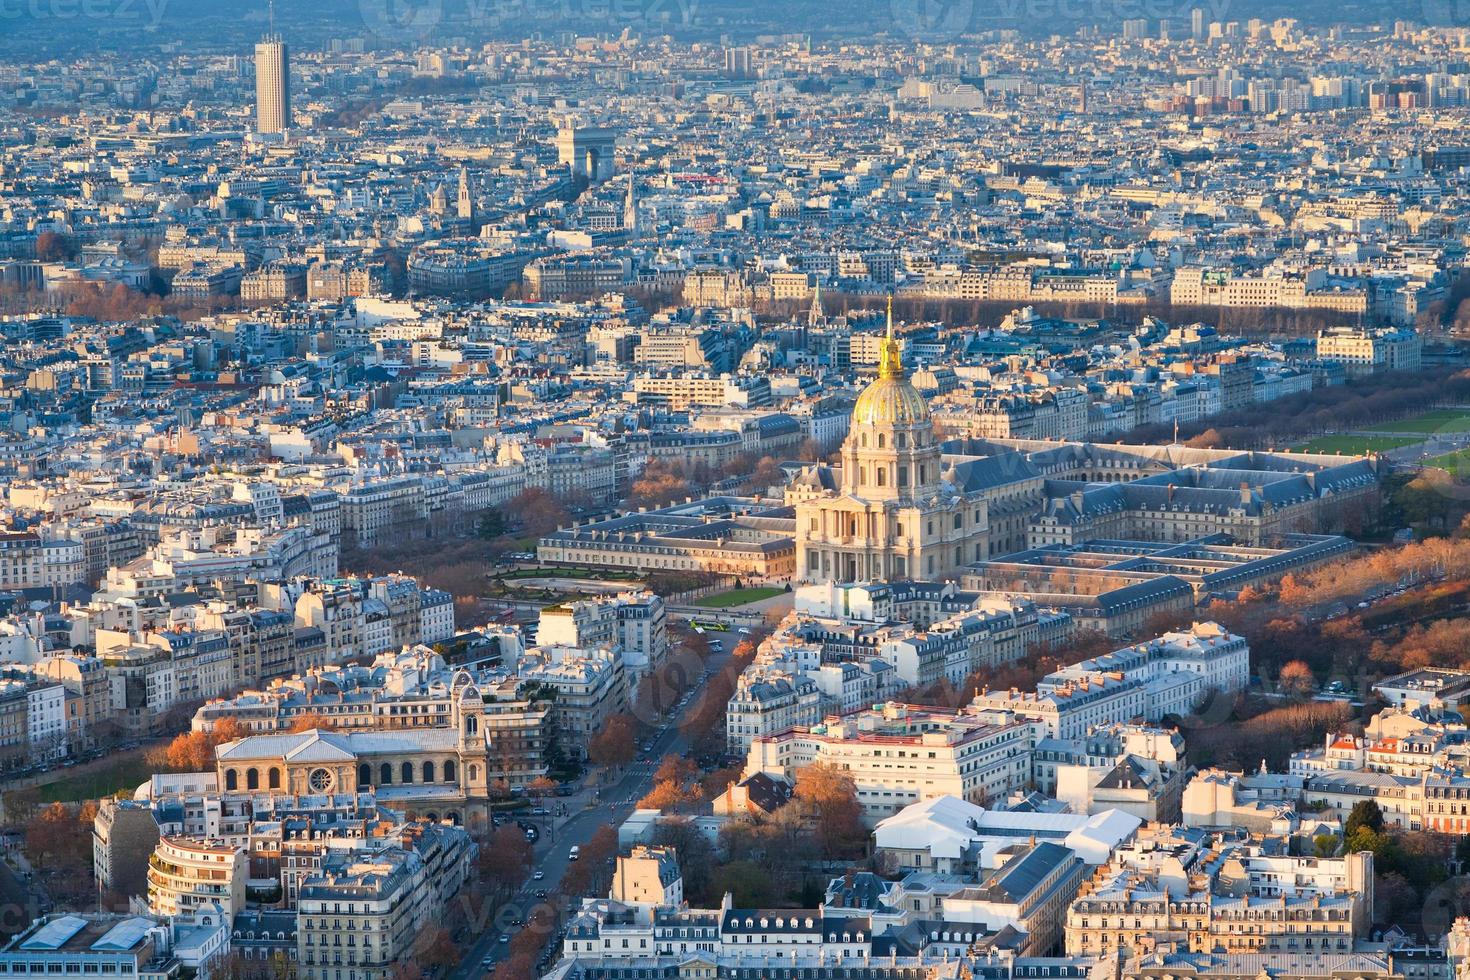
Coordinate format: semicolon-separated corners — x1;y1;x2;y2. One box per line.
794;303;990;583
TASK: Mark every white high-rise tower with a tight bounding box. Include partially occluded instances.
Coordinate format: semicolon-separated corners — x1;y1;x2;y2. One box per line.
255;30;291;135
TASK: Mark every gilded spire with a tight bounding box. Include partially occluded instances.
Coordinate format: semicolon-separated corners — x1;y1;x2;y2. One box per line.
878;295;904;380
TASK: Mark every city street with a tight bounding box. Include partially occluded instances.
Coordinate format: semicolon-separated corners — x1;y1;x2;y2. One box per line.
449;630;740;978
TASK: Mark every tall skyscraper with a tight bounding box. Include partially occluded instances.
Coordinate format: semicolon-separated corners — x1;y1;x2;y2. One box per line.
1190;7;1206;39
255;36;291;134
724;46;753;79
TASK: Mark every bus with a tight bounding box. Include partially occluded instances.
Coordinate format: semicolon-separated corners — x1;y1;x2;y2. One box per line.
690;620;729;632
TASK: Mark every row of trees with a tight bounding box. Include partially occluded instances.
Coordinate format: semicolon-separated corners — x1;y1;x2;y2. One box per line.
342;486;579;626
23;800;101;909
1329;801;1458;928
648;762;868;909
0;278;238;322
784;291;1370;337
586;713;639;768
146;717;247;772
1153;521;1470;769
1185;697;1357;772
589;626;743;769
484;827;621;980
1127;365;1470;451
625;452;814;511
637;754;743;812
148;713;342;777
677;637;762;759
1275;534;1470;610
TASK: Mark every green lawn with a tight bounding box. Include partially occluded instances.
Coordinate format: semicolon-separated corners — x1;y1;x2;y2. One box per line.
30;754;155;804
1375;409;1470;435
1296;434;1421;454
499;567;640;581
693;587;786;608
1427;447;1470;478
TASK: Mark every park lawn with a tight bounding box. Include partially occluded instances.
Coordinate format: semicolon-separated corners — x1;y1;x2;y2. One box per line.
31;754;155;804
1427;447;1470;479
1296;434;1420;454
693;587;786;608
499;566;640;581
1376;409;1470;435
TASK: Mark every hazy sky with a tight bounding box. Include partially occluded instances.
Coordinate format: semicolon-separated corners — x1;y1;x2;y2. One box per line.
0;0;1444;60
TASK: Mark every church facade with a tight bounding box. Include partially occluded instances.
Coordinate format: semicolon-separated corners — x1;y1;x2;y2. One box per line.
794;309;990;584
211;673;547;830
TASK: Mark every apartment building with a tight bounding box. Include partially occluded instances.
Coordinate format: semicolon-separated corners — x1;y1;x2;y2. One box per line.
943;841;1089;956
726;670;822;753
1170;266;1367;314
296;850;431;980
1316;326;1424;376
0;913;229;980
93;798;162;897
744;702;1040;822
971;674;1151;742
517;647;628;759
146;837;247;921
536;592;667;680
630;373;770;411
1065;846;1372;957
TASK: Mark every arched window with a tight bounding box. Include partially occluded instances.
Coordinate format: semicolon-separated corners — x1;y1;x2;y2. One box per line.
444;760;457;783
359;764;371;787
380;763;392;785
268;767;281;790
401;762;414;784
466;716;477;736
468;764;479;782
876;468;886;487
877;434;886;449
246;768;259;791
422;761;435;783
897;433;907;449
953;514;963;529
225;769;238;791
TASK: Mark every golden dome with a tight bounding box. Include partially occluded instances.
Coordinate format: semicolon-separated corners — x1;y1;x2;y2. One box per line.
853;377;930;426
851;298;930;427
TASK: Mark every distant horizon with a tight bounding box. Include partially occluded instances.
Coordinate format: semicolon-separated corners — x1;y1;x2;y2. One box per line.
0;0;1447;59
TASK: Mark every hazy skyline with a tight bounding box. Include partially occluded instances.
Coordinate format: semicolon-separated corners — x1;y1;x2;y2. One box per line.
0;0;1451;58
